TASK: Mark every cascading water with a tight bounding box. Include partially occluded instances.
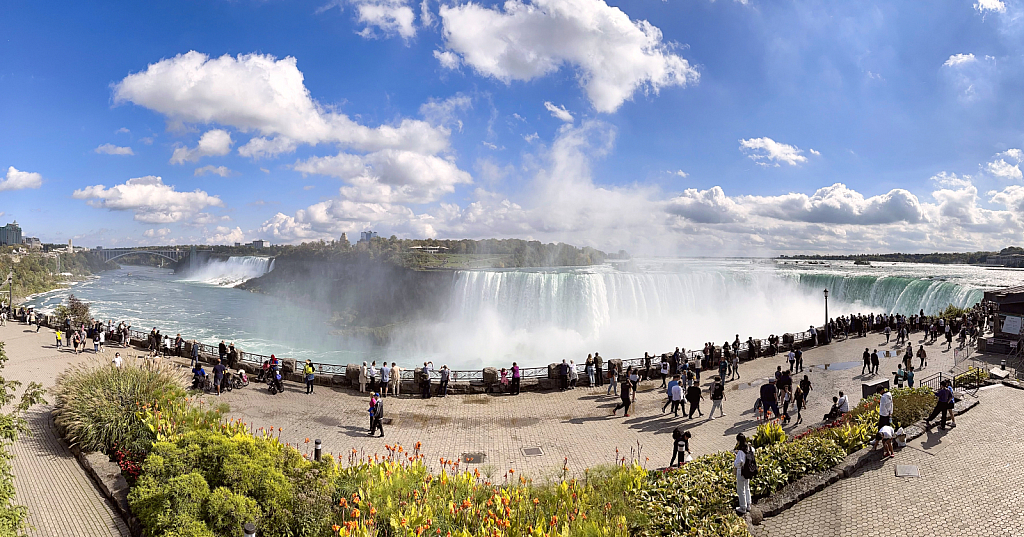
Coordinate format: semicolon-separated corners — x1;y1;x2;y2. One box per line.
186;256;275;287
789;273;984;315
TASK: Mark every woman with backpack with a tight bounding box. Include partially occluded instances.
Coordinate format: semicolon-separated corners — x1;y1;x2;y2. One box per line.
708;376;726;419
734;433;755;515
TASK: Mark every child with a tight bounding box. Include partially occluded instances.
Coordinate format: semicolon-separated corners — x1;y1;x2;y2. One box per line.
875;425;895;458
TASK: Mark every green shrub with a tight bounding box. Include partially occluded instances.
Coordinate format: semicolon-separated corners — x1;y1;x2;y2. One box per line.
204;488;260;537
52;357;188;453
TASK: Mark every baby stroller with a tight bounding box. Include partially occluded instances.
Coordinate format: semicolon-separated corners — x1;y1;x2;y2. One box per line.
232;369;249;389
256;360;270;382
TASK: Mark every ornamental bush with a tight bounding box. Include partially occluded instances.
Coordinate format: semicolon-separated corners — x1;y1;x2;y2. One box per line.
52;357;189;453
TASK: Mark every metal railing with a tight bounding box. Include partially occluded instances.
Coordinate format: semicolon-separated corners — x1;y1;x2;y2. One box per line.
22;311;820;384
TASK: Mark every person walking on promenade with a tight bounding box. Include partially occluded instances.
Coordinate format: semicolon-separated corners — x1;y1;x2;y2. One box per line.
218;340;227;362
759;378;780;421
917;345;927;369
559;359;570;391
670;429;691;467
112;352;123;369
594;352;604;386
660;357;671;388
794;385;805;425
607;362;618;396
628;366;639;394
303;359;315;395
708;376;726;419
862;348;871;375
686;382;704;419
906;365;915;388
780;384;792;424
359;361;368;393
438;365;450;397
585;355;595;387
718;357;728;383
380;362;390;398
611;378;633;417
731;353;740;380
55;328;62;349
213;358;226;396
795;346;804;372
643;352;652;382
97;328;105;353
884;325;891;344
787;348;796;372
569;360;579;389
368;361;378;392
368;393;385;437
390;362;401;396
663;374;681;414
871;349;880;375
926;380;956;430
734;433;755;515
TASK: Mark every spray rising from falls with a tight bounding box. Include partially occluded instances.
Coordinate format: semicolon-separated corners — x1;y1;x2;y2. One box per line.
187;256;275;287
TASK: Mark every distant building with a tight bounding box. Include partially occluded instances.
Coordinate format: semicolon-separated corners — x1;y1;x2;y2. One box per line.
340;232;349;244
409;245;449;254
251;239;268;248
0;222;22;246
359;231;378;243
234;242;241;247
22;237;41;249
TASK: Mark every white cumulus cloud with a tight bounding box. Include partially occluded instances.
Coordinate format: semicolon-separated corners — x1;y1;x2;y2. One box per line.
195;165;233;177
144;228;171;239
95;143;135;156
113;52;450;155
72;175;224;224
170;129;233;164
975;0;1006;14
0;167;43;192
437;0;699;113
544;102;575;123
943;53;977;67
347;0;418;40
739;137;809;167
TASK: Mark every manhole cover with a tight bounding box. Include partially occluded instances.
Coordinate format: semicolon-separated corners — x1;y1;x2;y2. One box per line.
521;447;544;457
895;465;920;477
462;452;486;464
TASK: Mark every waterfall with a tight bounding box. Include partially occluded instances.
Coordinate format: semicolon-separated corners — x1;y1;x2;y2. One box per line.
791;273;984;315
186;256;275;287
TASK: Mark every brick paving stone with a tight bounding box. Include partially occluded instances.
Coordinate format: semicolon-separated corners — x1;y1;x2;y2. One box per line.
1;324;129;537
758;384;1024;537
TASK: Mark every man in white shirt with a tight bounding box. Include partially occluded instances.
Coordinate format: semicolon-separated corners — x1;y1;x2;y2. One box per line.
112;352;123;368
878;387;893;427
836;391;850;413
669;381;683;417
380;364;390;398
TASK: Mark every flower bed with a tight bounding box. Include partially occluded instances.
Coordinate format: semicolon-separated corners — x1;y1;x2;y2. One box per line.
54;361;937;537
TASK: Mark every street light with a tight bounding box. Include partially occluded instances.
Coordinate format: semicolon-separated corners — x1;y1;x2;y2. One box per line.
823;288;830;344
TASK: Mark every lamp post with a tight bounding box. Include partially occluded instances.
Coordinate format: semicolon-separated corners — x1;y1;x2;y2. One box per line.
823;288;830;344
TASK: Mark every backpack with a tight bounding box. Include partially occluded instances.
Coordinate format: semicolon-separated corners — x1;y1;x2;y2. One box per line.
741;447;758;479
712;382;724;400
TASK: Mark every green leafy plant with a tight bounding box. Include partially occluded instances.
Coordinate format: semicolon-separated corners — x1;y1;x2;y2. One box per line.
751;421;787;448
52;294;92;327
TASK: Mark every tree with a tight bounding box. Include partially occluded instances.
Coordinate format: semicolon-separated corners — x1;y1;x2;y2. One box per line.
54;294;91;327
0;341;46;534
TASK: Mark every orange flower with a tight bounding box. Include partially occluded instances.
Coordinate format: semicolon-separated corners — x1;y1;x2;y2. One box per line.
332;524;340;532
533;498;540;505
339;498;348;507
305;438;310;443
369;507;377;516
351;508;361;518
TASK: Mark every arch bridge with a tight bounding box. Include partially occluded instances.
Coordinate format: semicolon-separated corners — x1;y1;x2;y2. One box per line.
95;248;188;263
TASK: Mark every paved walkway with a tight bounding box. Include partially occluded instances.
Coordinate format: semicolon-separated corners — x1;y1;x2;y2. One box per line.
0;319;978;536
756;383;1024;537
194;330;960;478
0;323;129;537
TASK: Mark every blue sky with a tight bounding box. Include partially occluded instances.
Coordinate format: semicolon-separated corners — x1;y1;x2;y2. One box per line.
3;0;1024;254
